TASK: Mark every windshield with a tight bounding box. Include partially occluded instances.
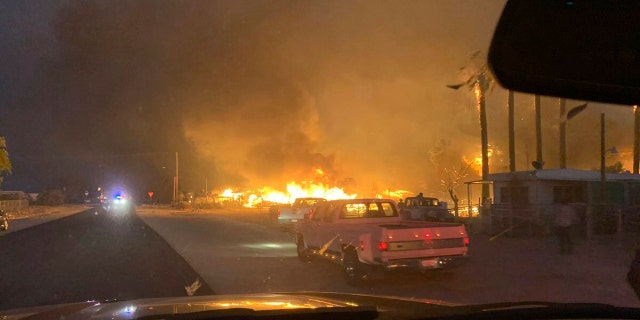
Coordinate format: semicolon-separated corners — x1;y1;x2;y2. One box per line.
1;0;639;316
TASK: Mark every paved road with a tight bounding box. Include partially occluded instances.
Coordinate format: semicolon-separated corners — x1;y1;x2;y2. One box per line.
137;206;640;307
0;206;214;311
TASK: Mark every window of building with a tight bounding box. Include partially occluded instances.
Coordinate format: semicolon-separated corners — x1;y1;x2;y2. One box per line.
500;186;529;204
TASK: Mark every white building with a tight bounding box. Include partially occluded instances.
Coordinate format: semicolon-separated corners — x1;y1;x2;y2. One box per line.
486;168;640;235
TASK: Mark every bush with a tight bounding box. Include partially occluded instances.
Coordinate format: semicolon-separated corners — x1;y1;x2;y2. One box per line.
174;202;191;210
37;189;65;206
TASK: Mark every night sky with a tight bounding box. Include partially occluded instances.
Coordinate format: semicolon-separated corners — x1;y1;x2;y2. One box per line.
0;1;634;202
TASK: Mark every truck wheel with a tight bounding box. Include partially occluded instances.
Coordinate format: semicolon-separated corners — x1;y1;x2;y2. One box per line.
296;234;311;262
343;250;367;285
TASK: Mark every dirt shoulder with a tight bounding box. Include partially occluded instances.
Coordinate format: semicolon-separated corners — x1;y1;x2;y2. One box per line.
6;204;92;220
1;204;93;236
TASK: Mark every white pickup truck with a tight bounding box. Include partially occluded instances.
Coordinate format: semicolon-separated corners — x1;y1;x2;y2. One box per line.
295;198;468;283
271;197;326;227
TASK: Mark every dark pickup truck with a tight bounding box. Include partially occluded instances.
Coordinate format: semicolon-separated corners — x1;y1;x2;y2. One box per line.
401;196;455;222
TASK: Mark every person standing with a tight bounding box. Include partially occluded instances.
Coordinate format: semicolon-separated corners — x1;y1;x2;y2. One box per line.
554;199;578;254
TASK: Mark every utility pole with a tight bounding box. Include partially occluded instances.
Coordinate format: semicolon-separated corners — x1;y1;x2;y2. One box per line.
174;151;179;204
476;73;490;204
600;113;606;205
445;51;492;214
535;95;543;168
634;105;640;174
508;90;515;172
559;98;567;168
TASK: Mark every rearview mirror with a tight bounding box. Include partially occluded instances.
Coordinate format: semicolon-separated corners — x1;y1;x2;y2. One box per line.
489;0;640;105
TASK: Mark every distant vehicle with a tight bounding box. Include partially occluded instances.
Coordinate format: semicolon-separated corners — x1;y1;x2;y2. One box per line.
295;198;468;284
102;191;133;214
0;209;8;231
270;197;326;227
402;196;455;222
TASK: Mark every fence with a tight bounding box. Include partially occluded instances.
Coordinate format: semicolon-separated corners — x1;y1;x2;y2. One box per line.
490;203;560;237
490;203;640;237
0;200;29;212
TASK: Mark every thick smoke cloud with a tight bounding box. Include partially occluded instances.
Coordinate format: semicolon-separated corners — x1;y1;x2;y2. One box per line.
1;0;633;201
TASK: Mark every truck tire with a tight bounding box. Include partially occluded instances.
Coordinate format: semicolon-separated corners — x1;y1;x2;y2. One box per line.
343;249;367;285
296;234;311;262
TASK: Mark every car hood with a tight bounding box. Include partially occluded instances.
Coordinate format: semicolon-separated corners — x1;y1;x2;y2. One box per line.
0;292;457;320
3;293;639;320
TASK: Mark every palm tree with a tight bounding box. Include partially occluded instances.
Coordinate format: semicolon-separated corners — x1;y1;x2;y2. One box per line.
447;51;494;209
0;136;12;187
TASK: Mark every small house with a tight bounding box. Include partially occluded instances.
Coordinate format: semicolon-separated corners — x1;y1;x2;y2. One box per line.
487;168;640;235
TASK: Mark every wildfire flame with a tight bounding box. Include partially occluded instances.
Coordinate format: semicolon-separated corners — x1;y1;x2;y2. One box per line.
216;168;429;208
241;182;357;208
230;167;358;207
221;188;244;200
375;189;411;200
467;147;494;176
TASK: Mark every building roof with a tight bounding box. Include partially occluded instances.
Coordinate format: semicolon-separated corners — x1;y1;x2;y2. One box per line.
487;168;640;182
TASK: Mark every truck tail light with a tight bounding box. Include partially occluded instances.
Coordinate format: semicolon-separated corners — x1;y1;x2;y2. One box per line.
359;241;365;251
464;237;469;246
378;241;388;251
277;208;281;218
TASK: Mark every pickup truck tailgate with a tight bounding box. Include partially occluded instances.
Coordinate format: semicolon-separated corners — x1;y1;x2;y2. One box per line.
376;222;468;260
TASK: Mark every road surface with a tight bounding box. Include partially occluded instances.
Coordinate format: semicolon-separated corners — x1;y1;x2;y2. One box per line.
137;206;640;306
0;206;214;311
3;204;638;311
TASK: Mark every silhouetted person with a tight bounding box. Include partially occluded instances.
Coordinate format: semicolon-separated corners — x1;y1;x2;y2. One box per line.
554;200;578;254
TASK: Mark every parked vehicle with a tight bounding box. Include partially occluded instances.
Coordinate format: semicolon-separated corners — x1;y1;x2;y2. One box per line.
295;198;468;284
401;196;455;222
270;197;326;227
